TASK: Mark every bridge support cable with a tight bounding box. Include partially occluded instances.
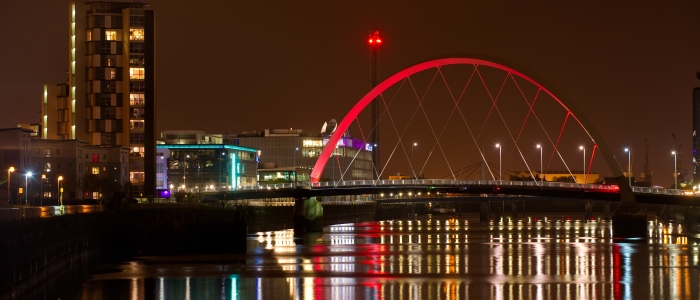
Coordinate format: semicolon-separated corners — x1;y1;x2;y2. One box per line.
432;65;479;180
474;67;539;184
405;67;459;180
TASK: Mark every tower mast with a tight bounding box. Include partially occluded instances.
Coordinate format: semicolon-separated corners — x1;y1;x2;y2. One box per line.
368;29;382;180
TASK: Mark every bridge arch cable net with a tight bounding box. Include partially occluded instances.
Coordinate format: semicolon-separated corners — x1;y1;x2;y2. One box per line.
309;57;627;192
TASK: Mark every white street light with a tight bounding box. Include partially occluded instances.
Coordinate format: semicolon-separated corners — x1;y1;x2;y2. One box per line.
496;144;502;181
412;142;418;178
624;148;631;187
25;172;32;206
536;144;543;185
672;151;677;189
579;146;586;184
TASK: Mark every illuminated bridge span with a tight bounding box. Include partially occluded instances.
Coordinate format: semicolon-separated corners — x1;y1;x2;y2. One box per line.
303;56;642;205
224;56;696;209
222;180;696;206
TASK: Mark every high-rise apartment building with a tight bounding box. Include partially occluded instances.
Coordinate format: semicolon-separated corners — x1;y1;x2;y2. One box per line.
42;1;156;198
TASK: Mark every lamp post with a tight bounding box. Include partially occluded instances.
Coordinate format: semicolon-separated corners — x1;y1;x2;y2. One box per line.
7;167;14;205
495;143;502;181
624;148;631;187
40;174;45;206
412;142;417;178
536;144;543;185
219;152;224;191
293;147;299;186
25;172;32;206
184;154;190;192
579;146;586;184
672;151;677;189
57;176;63;210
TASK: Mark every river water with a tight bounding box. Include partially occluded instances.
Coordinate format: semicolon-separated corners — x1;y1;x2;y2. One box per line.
72;216;698;299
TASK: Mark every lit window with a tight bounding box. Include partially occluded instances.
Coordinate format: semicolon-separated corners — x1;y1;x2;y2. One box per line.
105;30;117;41
86;31;92;41
130;29;144;40
91;167;99;175
130;68;145;79
130;93;144;106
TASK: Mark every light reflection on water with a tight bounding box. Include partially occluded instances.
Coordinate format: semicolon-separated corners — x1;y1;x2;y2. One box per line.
81;218;700;299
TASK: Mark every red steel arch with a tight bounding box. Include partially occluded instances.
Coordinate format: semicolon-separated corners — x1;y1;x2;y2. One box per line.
309;57;628;199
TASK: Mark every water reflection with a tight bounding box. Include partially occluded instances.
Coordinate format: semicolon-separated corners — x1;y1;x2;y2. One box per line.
81;218;700;299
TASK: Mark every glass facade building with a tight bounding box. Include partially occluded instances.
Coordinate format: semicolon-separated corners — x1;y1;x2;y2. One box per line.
156;144;258;192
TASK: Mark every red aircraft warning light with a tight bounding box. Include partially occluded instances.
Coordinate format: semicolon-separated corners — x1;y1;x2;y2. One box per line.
368;30;382;45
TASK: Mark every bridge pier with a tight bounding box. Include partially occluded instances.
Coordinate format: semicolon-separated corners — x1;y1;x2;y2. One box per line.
611;176;647;240
293;197;324;236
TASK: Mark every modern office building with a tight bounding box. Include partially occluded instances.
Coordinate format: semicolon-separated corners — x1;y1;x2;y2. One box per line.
156;144;258;194
225;128;373;182
41;1;156;199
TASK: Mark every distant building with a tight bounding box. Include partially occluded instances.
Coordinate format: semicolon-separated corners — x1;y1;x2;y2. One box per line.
510;170;601;184
225;128;373;182
41;2;156;199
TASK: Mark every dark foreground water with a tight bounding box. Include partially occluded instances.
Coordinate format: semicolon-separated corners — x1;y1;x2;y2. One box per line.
73;216;699;299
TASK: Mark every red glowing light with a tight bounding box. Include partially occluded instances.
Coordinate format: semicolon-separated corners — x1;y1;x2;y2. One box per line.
368;30;382;46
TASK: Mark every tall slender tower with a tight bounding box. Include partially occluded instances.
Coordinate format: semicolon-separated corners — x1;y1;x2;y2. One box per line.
368;29;382;179
693;73;700;183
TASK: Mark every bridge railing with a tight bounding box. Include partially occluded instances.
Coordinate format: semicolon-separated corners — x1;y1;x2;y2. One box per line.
236;180;692;197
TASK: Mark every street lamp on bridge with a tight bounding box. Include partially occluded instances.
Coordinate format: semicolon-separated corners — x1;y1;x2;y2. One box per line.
579;146;586;184
672;151;677;189
624;148;631;187
495;143;502;181
412;142;418;178
536;144;543;185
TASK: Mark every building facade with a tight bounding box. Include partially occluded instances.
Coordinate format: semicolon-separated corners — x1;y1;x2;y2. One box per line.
156;144;259;193
226;129;373;182
42;1;156;199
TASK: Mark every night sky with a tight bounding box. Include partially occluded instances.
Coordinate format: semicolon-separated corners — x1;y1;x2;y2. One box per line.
1;1;699;186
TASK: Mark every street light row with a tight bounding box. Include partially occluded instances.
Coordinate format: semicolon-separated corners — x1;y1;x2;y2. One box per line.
491;144;650;186
5;167;63;208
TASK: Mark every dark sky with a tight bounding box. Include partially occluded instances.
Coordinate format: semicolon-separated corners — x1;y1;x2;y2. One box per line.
1;1;699;186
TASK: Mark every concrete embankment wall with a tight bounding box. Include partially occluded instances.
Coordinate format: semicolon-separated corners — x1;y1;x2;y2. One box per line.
0;202;378;298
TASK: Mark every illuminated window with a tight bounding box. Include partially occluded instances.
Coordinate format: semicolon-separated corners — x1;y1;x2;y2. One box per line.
130;68;145;79
91;167;99;175
86;31;92;41
130;28;144;40
130;93;144;106
105;30;117;41
130;120;145;130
